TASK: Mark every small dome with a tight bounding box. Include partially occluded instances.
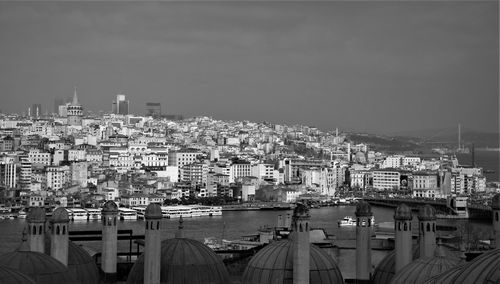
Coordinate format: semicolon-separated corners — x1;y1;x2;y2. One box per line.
102;201;118;214
372;246;420;284
355;201;372;217
394;203;413;220
390;252;459;284
127;238;231;284
424;248;500;284
242;239;344;284
145;203;162;219
0;251;77;284
0;266;36;284
492;194;500;210
27;207;46;223
417;205;436;221
67;241;100;284
51;207;69;223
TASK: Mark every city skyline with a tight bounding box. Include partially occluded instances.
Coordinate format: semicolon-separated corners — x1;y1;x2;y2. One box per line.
0;1;498;134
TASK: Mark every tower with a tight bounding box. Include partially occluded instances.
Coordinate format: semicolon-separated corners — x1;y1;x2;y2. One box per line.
355;200;372;281
67;87;83;126
394;203;413;273
291;202;310;284
144;203;162;284
418;205;436;258
115;94;129;115
101;200;118;282
492;194;500;248
50;207;70;266
27;207;46;253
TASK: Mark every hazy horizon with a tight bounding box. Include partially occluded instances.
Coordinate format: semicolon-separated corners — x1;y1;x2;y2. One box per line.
0;1;498;134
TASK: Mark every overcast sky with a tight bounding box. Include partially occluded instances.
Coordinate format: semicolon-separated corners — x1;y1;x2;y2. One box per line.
0;1;498;134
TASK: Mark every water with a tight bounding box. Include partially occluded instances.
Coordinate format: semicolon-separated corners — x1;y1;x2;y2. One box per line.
0;206;494;279
457;149;500;182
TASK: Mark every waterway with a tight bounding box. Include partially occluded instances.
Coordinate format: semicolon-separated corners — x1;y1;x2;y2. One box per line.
457;149;500;182
0;205;494;279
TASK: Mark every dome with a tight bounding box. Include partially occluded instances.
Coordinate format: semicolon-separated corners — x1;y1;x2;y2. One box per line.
394;204;413;220
27;207;46;223
372;246;420;284
492;194;500;210
0;251;77;284
417;205;436;221
51;207;69;223
355;201;372;217
0;266;37;284
67;241;100;284
424;248;500;284
145;203;162;219
242;239;344;284
127;238;231;284
390;249;459;284
102;200;118;214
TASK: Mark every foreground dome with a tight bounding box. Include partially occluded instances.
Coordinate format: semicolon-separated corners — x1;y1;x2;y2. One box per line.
390;248;459;284
424;248;500;284
0;266;36;284
242;239;344;284
67;241;100;284
0;251;76;284
372;246;420;284
127;238;231;284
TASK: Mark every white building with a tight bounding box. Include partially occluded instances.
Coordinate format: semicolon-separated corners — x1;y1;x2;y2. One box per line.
372;170;401;190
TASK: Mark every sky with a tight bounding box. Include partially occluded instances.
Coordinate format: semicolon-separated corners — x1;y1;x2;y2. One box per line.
0;1;498;134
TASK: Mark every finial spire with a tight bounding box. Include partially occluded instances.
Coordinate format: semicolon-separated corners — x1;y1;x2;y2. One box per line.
175;216;184;238
435;239;446;257
18;227;29;252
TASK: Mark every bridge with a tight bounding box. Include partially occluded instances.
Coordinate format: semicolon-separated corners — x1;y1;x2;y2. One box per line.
363;197;492;221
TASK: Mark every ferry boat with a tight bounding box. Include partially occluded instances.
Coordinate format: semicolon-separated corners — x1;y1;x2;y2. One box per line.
338;216;375;227
210;206;222;216
85;208;101;221
132;206;147;219
118;208;138;221
17;210;27;219
68;208;88;221
160;206;192;219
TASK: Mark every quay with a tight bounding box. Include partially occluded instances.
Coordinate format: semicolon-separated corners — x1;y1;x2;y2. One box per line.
221;202;294;211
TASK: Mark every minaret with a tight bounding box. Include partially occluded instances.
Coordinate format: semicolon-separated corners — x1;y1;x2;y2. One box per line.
291;202;310;284
355;200;372;281
144;203;162;284
394;203;413;273
418;205;436;258
27;207;46;253
101;201;118;282
50;207;70;266
492;194;500;248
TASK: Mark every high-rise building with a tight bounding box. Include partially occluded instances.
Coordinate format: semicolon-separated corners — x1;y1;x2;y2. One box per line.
31;104;42;118
114;94;129;115
0;155;17;188
67;88;83;126
145;102;161;117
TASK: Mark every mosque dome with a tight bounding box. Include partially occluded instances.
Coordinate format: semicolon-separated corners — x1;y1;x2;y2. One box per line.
492;193;500;210
126;238;231;284
355;201;372;217
424;248;500;284
67;241;100;284
27;207;46;223
0;266;37;284
241;239;344;284
102;200;118;214
0;251;77;284
394;204;413;220
51;207;69;223
390;247;459;284
372;246;420;284
417;205;436;221
145;203;162;219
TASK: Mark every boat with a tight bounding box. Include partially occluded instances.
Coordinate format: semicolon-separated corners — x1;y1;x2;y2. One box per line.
338;216;375;227
160;206;192;219
210;206;222;216
338;216;356;227
85;208;101;221
68;208;88;221
118;208;138;221
131;206;147;219
17;210;27;219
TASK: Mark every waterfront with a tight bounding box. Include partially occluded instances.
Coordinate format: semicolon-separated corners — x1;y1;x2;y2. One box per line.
457;149;500;182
